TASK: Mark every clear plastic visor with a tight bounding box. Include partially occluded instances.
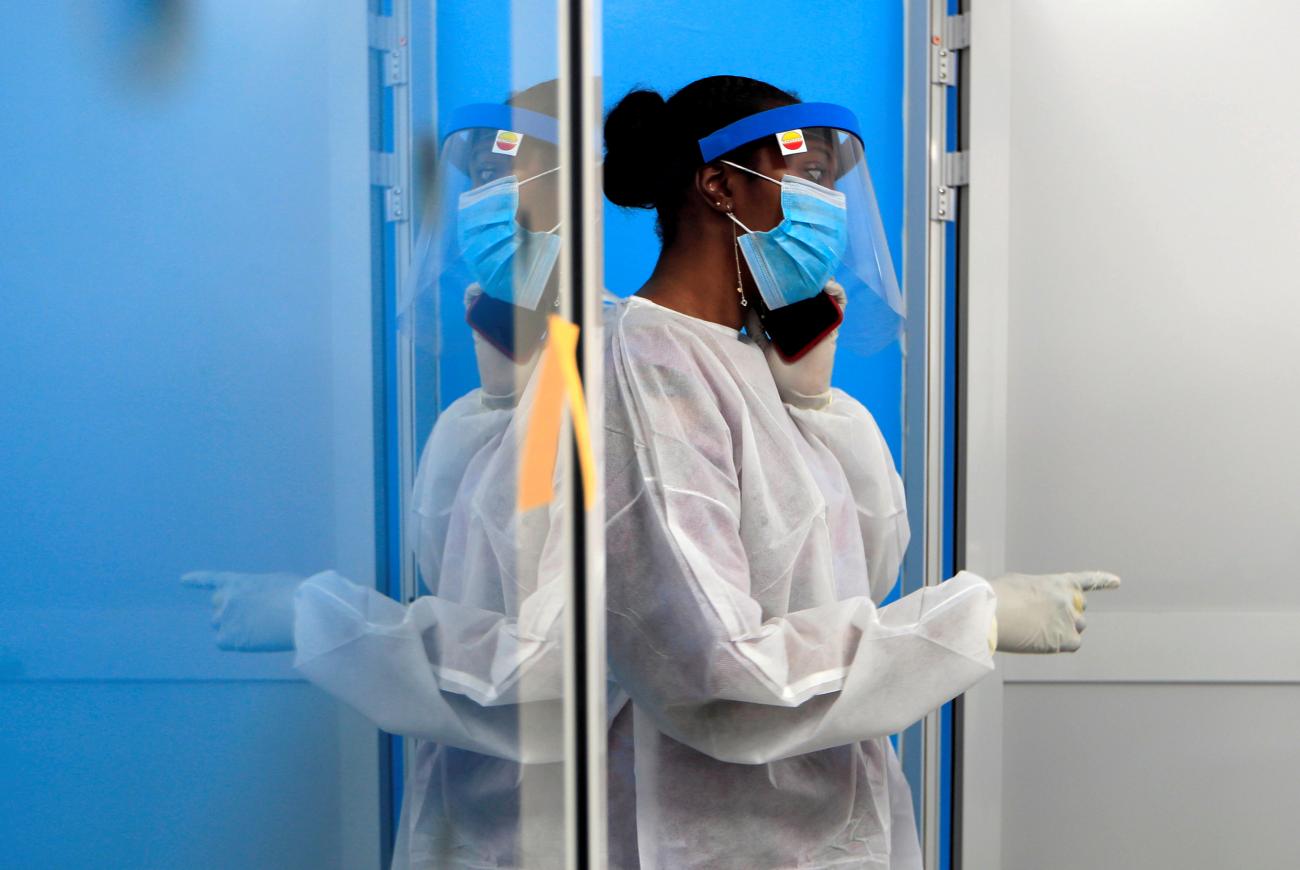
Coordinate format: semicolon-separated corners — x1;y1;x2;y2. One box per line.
730;127;903;355
399;126;563;342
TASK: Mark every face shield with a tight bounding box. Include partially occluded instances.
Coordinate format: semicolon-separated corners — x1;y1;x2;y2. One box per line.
698;102;904;357
400;103;562;362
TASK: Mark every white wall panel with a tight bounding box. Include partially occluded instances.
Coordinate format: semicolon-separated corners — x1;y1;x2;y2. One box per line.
963;2;1300;867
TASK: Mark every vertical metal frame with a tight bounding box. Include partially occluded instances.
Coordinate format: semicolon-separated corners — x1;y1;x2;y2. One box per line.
372;0;417;857
381;0;606;863
557;0;606;866
378;0;417;611
949;2;979;867
901;0;964;866
956;1;1013;865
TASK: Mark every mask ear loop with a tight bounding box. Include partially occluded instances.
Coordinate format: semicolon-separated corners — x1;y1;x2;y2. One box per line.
719;160;762;239
517;168;562;235
720;158;781;187
517;166;563;309
517;165;561;186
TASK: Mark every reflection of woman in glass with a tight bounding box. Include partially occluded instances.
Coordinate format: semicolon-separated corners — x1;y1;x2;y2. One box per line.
299;83;575;870
188;84;582;870
601;76;1114;868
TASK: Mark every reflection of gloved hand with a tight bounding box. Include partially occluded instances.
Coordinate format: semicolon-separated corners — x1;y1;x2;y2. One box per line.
746;279;846;409
988;571;1121;653
466;283;542;408
181;571;304;652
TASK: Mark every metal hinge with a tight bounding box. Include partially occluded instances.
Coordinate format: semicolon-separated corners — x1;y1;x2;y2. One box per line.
930;12;970;86
368;13;407;86
942;150;970;187
371;151;407;223
931;151;969;222
370;152;398;188
945;12;971;50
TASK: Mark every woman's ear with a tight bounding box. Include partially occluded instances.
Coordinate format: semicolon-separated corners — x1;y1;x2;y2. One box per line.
695;163;734;216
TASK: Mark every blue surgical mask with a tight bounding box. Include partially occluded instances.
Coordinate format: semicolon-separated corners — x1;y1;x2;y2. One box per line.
722;159;848;310
457;167;561;310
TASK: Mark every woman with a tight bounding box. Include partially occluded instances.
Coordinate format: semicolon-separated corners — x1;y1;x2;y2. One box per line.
601;75;1118;868
296;85;579;869
188;84;585;869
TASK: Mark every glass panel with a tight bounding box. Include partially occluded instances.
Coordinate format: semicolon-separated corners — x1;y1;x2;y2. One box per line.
2;3;603;868
0;4;384;867
380;0;593;866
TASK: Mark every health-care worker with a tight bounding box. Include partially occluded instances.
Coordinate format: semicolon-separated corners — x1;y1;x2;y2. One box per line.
185;84;591;869
601;75;1120;868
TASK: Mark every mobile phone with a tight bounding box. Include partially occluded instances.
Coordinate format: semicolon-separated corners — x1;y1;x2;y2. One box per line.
465;291;550;362
755;290;844;362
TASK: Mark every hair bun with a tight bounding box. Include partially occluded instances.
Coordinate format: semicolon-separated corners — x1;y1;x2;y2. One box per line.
603;88;674;209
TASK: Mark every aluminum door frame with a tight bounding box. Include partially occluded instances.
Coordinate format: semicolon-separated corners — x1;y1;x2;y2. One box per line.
901;0;968;866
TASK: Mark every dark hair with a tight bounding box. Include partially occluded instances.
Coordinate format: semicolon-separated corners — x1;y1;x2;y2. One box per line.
603;75;798;243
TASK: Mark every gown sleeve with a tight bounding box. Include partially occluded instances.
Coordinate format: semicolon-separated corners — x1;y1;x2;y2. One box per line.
605;327;997;766
785;388;910;604
292;387;568;763
292;568;567;763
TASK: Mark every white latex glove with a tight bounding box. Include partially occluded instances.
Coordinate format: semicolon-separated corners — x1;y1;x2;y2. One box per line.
988;571;1121;654
746;279;846;409
181;570;304;652
466;282;543;408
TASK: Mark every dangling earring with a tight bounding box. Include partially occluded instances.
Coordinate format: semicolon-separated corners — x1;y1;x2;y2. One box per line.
729;205;748;308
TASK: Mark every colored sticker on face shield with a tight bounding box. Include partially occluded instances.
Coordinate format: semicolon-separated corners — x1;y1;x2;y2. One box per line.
492;129;523;155
777;129;807;155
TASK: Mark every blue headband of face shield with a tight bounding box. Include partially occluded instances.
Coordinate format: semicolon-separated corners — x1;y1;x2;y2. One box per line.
444;104;560;145
697;102;863;162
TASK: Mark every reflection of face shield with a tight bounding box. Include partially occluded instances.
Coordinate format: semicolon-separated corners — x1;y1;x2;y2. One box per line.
699;104;904;356
400;104;562;361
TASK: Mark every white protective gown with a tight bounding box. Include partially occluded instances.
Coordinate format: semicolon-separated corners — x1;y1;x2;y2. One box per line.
290;291;997;870
604;295;997;869
292;383;596;869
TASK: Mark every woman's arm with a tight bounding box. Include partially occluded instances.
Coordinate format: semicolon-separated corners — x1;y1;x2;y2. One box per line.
605;332;996;765
294;378;569;762
292;568;570;763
